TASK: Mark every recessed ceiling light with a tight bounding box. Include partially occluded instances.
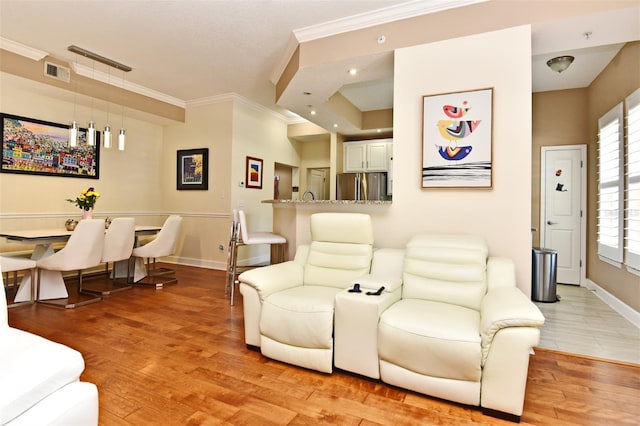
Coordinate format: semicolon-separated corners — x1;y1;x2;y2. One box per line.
333;124;338;128
348;68;357;76
310;110;316;115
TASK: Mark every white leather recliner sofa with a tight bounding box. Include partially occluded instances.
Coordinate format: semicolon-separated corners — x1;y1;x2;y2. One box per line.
240;223;544;421
0;269;99;425
239;212;376;373
377;234;545;421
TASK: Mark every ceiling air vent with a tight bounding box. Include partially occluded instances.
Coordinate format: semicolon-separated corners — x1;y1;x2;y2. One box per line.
44;61;70;83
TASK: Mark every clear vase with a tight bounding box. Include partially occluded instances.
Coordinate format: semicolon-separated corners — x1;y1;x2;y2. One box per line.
81;208;94;220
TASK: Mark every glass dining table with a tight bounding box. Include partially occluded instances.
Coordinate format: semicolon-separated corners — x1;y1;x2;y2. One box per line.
0;225;161;302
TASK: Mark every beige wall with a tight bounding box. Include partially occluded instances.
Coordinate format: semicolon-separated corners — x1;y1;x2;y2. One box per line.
162;101;234;269
231;101;301;264
531;88;589;247
586;42;640;311
286;25;534;295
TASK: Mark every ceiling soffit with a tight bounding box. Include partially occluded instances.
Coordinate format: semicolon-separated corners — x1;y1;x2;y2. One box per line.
277;0;639;136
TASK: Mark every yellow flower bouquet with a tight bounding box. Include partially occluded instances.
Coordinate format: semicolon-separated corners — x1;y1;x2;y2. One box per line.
66;187;100;211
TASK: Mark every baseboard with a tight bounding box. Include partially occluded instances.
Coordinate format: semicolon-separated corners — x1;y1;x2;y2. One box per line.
584;279;640;328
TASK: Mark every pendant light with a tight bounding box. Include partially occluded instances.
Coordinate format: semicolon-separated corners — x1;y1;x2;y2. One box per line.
118;69;126;151
87;60;96;146
103;67;112;148
69;53;78;147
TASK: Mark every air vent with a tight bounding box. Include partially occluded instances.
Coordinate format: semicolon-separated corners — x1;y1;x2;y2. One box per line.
44;61;70;83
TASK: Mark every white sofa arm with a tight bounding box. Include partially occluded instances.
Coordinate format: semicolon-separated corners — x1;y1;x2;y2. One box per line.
238;261;304;300
480;286;545;363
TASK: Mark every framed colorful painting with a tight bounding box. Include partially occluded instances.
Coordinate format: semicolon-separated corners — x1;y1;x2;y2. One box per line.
245;156;263;189
421;88;493;188
1;113;100;179
176;148;209;190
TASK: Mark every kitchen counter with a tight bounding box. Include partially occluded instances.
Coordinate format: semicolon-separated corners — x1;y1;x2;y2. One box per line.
263;199;392;205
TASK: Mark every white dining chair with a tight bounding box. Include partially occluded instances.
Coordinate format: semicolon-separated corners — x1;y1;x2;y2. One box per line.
36;219;105;309
227;209;286;306
84;217;136;295
130;215;183;288
0;256;37;307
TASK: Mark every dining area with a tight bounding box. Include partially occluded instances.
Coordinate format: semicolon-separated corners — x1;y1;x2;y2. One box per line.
0;215;183;309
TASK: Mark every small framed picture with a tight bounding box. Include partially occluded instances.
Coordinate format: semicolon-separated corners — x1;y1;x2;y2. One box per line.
176;148;208;190
245;156;263;189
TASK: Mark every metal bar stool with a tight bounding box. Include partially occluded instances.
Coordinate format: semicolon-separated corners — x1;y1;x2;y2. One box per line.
227;209;286;306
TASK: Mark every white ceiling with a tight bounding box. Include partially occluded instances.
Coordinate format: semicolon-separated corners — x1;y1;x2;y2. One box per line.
1;1;639;131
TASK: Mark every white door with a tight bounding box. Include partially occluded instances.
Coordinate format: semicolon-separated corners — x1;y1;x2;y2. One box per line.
541;145;586;285
309;169;326;200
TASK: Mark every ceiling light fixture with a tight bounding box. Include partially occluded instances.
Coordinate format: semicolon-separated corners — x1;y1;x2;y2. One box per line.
67;45;131;151
104;67;112;149
69;53;78;147
546;55;574;73
348;68;357;76
119;69;126;151
87;60;96;146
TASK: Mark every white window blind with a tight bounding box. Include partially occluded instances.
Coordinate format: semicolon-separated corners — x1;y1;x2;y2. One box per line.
625;88;640;272
597;103;624;263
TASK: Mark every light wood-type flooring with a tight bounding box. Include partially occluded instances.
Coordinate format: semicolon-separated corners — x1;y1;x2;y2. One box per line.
6;265;640;425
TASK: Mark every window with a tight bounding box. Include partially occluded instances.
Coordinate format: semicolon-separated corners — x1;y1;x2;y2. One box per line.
597;103;624;264
625;88;640;272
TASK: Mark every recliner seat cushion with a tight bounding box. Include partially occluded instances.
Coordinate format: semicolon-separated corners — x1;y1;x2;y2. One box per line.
260;286;343;348
0;328;85;424
378;299;482;382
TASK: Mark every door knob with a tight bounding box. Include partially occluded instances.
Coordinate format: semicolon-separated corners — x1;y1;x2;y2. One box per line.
547;221;557;225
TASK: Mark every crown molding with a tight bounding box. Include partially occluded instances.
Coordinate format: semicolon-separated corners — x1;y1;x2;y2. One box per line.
72;62;185;108
0;37;48;61
293;0;487;42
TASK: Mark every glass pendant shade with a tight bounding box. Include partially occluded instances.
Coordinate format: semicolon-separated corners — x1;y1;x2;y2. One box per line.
87;121;96;146
69;121;78;147
546;55;574;73
103;125;111;148
118;128;126;151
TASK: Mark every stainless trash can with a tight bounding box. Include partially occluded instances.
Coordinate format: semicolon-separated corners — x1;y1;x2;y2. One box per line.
532;247;558;302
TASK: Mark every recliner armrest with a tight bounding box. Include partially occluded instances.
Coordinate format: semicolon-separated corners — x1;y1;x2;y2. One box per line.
480;286;545;361
238;261;303;300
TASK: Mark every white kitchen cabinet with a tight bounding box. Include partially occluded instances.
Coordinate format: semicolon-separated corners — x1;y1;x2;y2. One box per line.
343;139;392;172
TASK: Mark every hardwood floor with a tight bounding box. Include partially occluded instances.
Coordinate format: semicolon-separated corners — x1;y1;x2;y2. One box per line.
6;264;640;425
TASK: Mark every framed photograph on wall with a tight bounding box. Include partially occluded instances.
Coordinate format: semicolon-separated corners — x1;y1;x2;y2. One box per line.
1;113;100;179
421;88;493;188
176;148;209;190
245;156;263;189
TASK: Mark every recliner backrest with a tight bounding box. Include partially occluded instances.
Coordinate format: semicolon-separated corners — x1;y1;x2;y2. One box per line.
402;234;488;311
303;213;374;289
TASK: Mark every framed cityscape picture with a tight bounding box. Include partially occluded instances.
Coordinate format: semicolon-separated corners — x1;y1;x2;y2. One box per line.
1;113;100;179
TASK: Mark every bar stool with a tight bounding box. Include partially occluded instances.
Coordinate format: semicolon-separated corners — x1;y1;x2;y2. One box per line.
226;209;286;306
0;256;37;307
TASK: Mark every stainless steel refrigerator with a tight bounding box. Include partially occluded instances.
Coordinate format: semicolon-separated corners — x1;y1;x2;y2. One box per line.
336;172;390;201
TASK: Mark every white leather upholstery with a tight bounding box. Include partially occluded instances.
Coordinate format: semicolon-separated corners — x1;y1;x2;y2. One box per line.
131;215;182;286
238;209;286;245
239;212;374;373
0;256;37;306
132;215;182;259
37;219;105;273
0;269;98;425
378;234;545;419
102;217;135;263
